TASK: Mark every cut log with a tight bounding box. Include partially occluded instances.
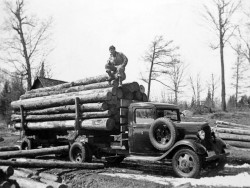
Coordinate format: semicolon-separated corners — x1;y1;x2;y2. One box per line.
120;99;132;108
15;118;116;131
18;168;38;176
21;80;118;99
225;140;250;149
39;178;67;188
122;82;139;92
11;92;112;110
0;146;20;152
15;87;116;105
2;158;104;169
10;176;53;188
214;127;250;135
81;118;115;131
24;102;109;115
12;111;112;122
26;74;110;94
216;121;250;129
216;124;250;130
39;172;62;183
0;145;69;159
216;132;250;142
122;92;133;100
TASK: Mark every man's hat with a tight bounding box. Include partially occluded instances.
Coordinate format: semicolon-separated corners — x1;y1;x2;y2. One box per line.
109;45;115;50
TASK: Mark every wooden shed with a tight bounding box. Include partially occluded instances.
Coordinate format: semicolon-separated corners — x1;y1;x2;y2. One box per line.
30;77;67;90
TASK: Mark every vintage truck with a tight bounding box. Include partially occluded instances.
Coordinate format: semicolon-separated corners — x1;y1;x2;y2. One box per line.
67;101;228;178
12;77;228;178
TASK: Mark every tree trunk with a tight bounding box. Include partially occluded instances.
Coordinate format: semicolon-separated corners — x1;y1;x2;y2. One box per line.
11;92;112;110
26;74;110;94
0;146;69;159
3;158;104;169
21;80;118;99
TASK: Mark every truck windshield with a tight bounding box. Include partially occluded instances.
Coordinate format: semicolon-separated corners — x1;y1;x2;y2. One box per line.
156;109;179;121
135;108;154;124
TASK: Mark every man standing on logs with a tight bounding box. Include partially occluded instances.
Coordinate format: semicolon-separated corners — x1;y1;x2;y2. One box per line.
105;45;128;87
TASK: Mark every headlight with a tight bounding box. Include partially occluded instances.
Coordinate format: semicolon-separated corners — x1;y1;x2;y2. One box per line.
198;130;205;140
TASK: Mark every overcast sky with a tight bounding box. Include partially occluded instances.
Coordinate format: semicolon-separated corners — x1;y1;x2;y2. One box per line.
1;0;249;102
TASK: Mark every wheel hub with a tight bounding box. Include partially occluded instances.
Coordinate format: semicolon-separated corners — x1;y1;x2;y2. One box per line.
178;154;194;172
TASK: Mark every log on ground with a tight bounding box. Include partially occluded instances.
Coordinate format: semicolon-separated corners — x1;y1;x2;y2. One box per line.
0;146;20;152
225;140;250;149
216;132;250;142
39;178;67;188
2;158;104;169
214;127;250;135
0;145;69;159
10;176;53;188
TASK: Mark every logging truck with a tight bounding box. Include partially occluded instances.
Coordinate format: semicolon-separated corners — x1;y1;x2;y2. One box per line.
11;75;228;178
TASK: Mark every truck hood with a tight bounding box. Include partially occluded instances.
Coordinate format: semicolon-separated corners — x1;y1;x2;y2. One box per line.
174;122;210;138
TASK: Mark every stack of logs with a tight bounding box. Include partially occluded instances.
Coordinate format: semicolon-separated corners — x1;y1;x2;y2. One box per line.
11;74;148;132
0;165;68;188
215;121;250;149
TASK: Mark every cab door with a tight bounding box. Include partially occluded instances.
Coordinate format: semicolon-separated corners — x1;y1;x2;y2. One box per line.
129;106;157;155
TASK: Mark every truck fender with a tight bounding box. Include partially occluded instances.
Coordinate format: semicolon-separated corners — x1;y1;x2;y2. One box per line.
211;137;227;154
155;139;207;161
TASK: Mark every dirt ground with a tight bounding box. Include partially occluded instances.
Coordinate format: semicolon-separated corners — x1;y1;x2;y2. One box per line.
1;111;250;188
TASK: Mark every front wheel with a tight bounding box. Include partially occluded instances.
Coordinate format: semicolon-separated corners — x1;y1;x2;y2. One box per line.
172;148;201;178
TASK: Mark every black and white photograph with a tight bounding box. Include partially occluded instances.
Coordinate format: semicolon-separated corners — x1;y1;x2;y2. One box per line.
0;0;250;187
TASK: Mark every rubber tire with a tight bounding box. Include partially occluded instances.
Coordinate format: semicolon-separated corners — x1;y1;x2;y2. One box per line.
69;142;88;163
172;148;201;178
20;138;33;150
149;118;177;151
105;156;125;165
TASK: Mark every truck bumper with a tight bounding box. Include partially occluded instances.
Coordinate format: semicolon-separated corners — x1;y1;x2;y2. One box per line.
206;151;229;161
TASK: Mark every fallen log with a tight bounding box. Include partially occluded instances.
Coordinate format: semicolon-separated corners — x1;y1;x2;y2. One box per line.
12;111;112;122
214;127;250;135
14;118;115;131
216;132;250;142
21;80;118;99
225;140;250;149
11;92;112;110
39;178;67;188
23;102;109;115
0;145;69;159
0;146;20;152
2;158;104;169
14;169;32;178
10;176;53;188
216;121;250;129
26;74;110;94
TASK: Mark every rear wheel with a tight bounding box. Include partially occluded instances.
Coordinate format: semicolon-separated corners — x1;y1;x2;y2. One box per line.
69;142;92;163
105;155;125;165
172;148;201;178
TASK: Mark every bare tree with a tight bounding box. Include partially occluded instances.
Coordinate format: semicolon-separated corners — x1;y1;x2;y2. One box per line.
206;73;219;108
231;44;248;107
0;0;53;90
158;60;186;104
203;0;241;111
189;74;202;108
141;35;179;100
